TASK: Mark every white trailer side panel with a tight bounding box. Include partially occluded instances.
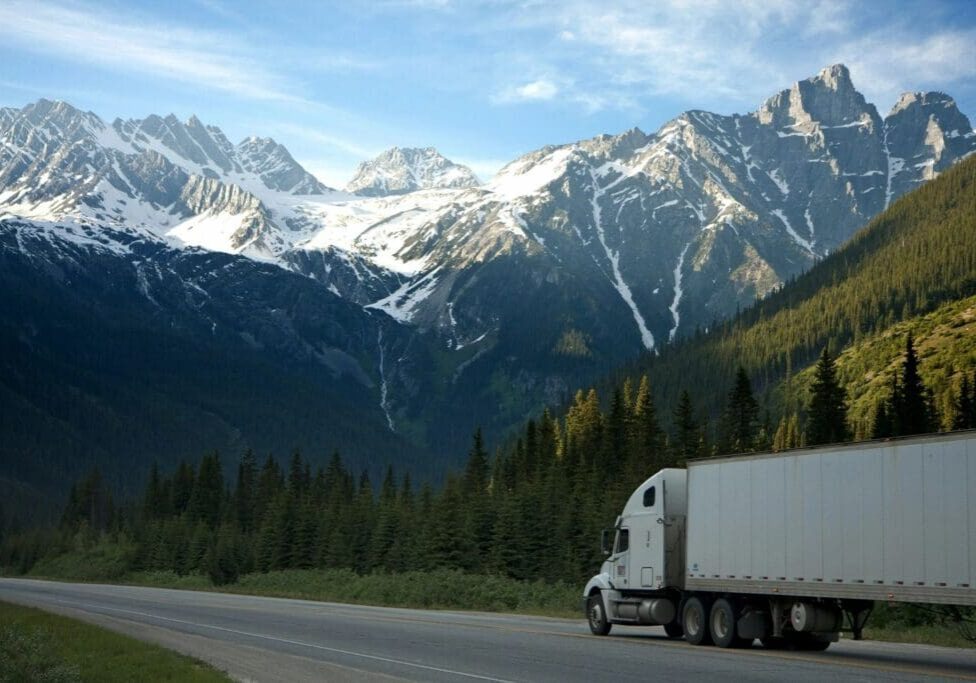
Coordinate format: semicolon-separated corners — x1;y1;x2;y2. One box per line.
685;431;976;605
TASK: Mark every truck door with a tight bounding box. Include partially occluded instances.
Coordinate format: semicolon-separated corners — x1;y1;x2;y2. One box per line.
612;527;630;587
635;482;664;589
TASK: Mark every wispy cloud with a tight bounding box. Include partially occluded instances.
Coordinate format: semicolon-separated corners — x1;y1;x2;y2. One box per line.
497;79;560;103
0;1;301;103
412;0;975;116
838;28;976;111
273;123;378;159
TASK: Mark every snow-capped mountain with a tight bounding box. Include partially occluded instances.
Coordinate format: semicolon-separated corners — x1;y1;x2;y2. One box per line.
2;64;974;473
346;147;480;196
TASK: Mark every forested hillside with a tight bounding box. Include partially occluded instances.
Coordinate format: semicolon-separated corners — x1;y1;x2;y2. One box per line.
623;153;976;430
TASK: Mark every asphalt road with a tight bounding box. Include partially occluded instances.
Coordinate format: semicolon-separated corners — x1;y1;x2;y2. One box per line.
1;579;974;682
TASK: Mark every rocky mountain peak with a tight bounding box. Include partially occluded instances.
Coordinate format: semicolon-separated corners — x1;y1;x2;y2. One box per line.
346;146;480;196
756;63;876;130
815;63;854;91
236;136;333;194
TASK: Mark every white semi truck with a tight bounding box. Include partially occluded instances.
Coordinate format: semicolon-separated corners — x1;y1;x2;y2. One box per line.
583;430;976;650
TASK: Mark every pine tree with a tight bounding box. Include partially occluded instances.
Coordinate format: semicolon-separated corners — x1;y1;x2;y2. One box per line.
142;462;165;521
630;375;665;478
807;347;849;445
368;465;399;571
953;373;973;430
772;414;802;451
719;366;760;454
235;450;257;533
894;333;934;436
255;455;283;525
172;461;195;516
462;430;493;572
872;399;894;439
187;452;223;528
671;390;700;463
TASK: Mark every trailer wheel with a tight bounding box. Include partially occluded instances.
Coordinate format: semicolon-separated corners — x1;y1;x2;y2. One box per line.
709;599;750;648
587;595;612;636
682;597;712;646
663;620;683;639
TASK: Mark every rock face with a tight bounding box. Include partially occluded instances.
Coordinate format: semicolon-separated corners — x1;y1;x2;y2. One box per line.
346;147;480;196
1;65;975;471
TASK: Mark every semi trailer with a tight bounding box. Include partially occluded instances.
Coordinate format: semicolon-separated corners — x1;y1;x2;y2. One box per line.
582;429;976;650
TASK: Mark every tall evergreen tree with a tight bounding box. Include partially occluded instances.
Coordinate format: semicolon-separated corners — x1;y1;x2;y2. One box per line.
719;366;760;454
630;375;665;478
235;450;257;533
807;347;849;445
187;452;223;528
872;399;894;439
894;333;934;436
952;374;972;429
142;462;166;521
171;461;195;516
671;390;700;463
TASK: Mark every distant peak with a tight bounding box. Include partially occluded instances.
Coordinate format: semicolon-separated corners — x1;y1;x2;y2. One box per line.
817;63;851;86
347;146;479;196
890;90;957;115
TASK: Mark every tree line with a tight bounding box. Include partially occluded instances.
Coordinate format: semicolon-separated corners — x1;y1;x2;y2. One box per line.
4;331;972;586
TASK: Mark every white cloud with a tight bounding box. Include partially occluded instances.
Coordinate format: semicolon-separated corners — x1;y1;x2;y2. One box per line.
473;0;974;118
0;1;300;103
272;123;378;159
838;29;976;112
511;79;559;102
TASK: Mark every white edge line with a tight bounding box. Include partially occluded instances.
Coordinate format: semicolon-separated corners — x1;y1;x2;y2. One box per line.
55;598;518;683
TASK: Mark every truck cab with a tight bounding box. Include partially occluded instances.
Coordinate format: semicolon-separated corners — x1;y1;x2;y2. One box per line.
583;469;687;635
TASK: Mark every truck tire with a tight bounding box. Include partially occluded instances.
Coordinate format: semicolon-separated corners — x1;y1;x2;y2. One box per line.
663;620;684;639
709;599;750;648
587;595;612;636
682;597;713;646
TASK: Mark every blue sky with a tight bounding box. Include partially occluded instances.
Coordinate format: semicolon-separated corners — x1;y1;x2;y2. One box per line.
1;0;974;187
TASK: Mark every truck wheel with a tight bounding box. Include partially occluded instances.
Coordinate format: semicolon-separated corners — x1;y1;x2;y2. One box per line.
587;595;612;636
682;597;712;646
663;621;683;639
709;599;750;648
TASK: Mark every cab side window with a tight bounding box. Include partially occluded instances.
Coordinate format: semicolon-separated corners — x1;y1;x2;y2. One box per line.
615;528;629;553
643;486;656;508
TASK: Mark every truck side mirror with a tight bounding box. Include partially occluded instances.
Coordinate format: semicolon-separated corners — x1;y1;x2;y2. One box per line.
600;528;612;555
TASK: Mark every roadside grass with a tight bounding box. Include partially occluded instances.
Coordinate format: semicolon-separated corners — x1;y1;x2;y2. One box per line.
0;600;231;682
861;624;976;650
127;568;582;617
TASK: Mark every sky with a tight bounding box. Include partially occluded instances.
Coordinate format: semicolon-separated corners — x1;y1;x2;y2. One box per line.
1;0;974;187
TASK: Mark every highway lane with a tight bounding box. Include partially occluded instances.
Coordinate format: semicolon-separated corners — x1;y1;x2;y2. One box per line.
1;579;974;682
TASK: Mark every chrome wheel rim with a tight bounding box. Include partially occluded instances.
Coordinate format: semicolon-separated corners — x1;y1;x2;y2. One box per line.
589;601;603;629
711;607;730;641
686;605;701;636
